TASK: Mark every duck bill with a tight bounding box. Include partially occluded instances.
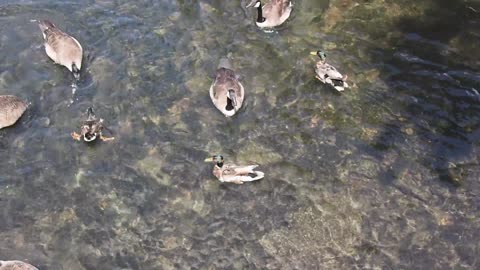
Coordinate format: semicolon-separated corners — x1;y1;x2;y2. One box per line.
72;64;81;80
309;51;317;56
204;157;214;162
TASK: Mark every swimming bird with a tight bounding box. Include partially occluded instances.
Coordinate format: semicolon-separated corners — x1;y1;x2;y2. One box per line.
209;58;245;117
0;95;28;129
71;107;114;142
32;19;83;79
246;0;293;28
310;50;349;91
204;155;264;184
0;260;38;270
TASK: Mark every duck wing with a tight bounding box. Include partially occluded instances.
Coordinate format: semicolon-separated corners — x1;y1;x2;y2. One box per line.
263;0;291;21
316;62;344;80
45;30;83;68
35;20;82;70
0;95;27;129
222;164;264;183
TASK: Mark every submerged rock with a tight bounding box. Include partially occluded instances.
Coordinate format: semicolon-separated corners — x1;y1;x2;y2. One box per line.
0;95;27;129
260;205;362;269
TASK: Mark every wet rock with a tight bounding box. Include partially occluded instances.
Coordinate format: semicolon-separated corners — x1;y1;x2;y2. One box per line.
154;256;174;270
360;127;379;141
364;69;380;83
168;98;191;115
404;127;414;135
237;141;283;165
135;155;171;186
88;57;117;93
36;117;50;128
260;206;361;269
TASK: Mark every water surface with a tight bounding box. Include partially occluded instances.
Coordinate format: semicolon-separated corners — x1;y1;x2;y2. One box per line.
0;0;479;269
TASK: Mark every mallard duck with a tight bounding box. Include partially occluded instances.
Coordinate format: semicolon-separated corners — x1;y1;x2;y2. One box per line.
71;107;114;142
246;0;293;28
310;50;349;91
204;155;264;184
0;95;28;129
0;260;38;270
32;19;83;79
209;58;245;117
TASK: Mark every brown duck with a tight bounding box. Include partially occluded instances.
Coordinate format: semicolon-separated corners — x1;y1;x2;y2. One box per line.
33;19;83;79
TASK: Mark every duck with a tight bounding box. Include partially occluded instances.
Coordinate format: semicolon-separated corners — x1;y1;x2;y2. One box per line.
32;19;83;79
246;0;293;28
209;58;245;117
204;155;264;184
71;107;114;142
310;50;349;91
0;260;38;270
0;95;28;129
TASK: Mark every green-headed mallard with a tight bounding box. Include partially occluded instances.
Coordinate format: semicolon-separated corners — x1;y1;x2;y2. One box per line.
32;19;83;79
246;0;293;28
209;58;245;117
0;260;38;270
310;50;349;92
0;95;28;129
204;155;264;184
71;107;114;142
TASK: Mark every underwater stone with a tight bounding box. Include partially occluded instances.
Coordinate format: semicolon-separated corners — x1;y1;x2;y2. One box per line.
135;155;171;186
260;206;361;268
237;142;283;165
37;117;50;128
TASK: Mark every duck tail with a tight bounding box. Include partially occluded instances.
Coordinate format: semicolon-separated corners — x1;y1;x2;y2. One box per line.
218;57;232;70
86;107;96;120
249;170;265;181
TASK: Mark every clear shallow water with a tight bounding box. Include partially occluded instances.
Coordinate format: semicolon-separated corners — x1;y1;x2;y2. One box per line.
0;0;479;269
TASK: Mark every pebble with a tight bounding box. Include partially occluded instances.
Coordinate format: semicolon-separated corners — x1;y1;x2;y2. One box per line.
37;117;50;127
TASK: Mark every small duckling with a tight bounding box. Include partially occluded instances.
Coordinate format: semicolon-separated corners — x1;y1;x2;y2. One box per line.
32;19;83;79
246;0;293;28
209;58;245;117
204;155;264;184
0;95;28;129
310;50;349;92
0;260;38;270
71;107;114;142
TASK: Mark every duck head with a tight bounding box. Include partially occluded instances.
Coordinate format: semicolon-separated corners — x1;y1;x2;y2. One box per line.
204;155;224;167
